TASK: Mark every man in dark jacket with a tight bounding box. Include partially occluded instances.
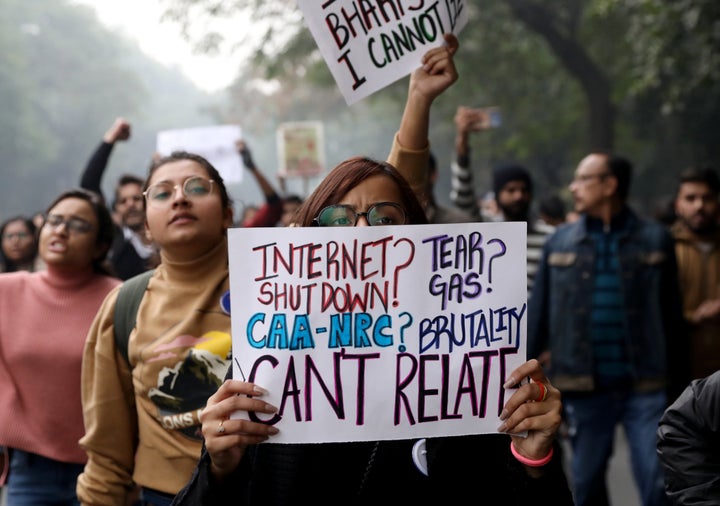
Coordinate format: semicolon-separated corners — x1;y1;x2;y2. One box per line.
528;151;688;506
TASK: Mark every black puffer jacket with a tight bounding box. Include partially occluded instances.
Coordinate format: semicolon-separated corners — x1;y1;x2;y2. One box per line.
657;370;720;505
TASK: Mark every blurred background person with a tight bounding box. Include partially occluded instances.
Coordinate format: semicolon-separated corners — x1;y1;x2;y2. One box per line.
278;194;304;227
449;105;552;294
538;194;568;229
671;166;720;379
235;140;283;227
81;117;159;280
0;189;120;505
424;152;476;223
0;216;40;272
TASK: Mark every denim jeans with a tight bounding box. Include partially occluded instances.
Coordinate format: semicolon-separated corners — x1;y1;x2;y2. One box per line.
141;487;175;506
6;449;84;505
563;390;669;506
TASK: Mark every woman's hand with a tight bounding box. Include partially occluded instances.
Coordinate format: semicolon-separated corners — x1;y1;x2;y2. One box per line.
409;33;460;105
498;359;562;471
396;32;460;154
200;380;279;481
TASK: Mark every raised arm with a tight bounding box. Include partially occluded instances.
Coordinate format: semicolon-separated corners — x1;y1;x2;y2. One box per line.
388;33;459;204
236;140;283;227
80;118;131;201
450;106;485;219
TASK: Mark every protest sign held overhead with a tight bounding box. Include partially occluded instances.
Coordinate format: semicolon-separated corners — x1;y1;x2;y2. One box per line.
156;125;244;184
276;121;326;177
228;221;527;443
296;0;469;105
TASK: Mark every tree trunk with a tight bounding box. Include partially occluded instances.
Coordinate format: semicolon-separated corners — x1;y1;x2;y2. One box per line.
506;0;615;150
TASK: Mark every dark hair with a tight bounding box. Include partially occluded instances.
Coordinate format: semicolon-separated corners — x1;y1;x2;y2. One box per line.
676;166;720;196
112;174;145;210
293;157;428;227
44;189;116;275
592;151;633;201
0;216;38;272
492;163;533;197
283;194;304;206
539;195;566;222
143;151;233;212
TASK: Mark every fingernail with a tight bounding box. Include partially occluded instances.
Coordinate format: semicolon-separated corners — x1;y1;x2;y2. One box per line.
499;409;509;421
503;376;516;388
253;385;268;395
268;426;279;435
266;404;278;413
497;422;507;433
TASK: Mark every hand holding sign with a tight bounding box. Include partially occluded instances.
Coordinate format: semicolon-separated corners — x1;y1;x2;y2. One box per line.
296;0;469;104
411;33;459;103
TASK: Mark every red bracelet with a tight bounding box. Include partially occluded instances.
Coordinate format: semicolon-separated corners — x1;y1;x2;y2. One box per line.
510;442;554;467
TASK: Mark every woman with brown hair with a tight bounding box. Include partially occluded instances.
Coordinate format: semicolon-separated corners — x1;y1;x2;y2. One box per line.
171;34;572;506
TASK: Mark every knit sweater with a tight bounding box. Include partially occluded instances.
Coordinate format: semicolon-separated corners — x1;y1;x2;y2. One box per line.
77;238;232;504
0;267;120;463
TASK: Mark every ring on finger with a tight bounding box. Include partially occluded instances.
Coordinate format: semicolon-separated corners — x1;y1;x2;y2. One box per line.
534;381;548;402
217;419;226;434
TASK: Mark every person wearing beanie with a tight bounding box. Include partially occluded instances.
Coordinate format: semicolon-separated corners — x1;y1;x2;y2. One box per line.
492;164;532;208
492;163;534;222
489;163;551;295
449;106;553;295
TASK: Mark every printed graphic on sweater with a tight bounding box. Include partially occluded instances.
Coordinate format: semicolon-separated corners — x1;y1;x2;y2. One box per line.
149;329;231;440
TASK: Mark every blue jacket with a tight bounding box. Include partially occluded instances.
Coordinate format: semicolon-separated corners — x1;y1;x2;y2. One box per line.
528;207;689;398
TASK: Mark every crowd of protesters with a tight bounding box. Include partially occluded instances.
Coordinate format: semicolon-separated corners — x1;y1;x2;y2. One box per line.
1;32;719;506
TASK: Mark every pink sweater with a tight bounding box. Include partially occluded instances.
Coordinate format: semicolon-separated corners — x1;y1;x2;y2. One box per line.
0;267;120;463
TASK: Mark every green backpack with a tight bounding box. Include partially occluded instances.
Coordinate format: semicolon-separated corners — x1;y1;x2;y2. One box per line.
113;269;154;365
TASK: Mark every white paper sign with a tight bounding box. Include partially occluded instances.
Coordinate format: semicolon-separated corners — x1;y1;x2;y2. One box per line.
296;0;469;105
156;125;244;184
228;221;527;443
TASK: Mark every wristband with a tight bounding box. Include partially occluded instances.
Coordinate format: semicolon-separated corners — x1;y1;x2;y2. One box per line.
510;442;554;467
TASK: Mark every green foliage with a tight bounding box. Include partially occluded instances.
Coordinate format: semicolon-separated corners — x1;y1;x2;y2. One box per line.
0;0;216;220
158;0;720;215
598;0;720;110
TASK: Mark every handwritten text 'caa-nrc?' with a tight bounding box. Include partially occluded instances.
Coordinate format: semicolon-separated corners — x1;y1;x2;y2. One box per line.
227;221;527;443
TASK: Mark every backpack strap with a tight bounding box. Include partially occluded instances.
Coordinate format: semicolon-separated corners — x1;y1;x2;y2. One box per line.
113;269;154;365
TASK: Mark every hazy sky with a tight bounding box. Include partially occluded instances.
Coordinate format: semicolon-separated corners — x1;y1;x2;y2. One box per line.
72;0;243;92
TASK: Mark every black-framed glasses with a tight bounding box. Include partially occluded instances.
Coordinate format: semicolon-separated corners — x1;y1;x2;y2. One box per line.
314;202;407;227
143;176;215;208
44;214;94;234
